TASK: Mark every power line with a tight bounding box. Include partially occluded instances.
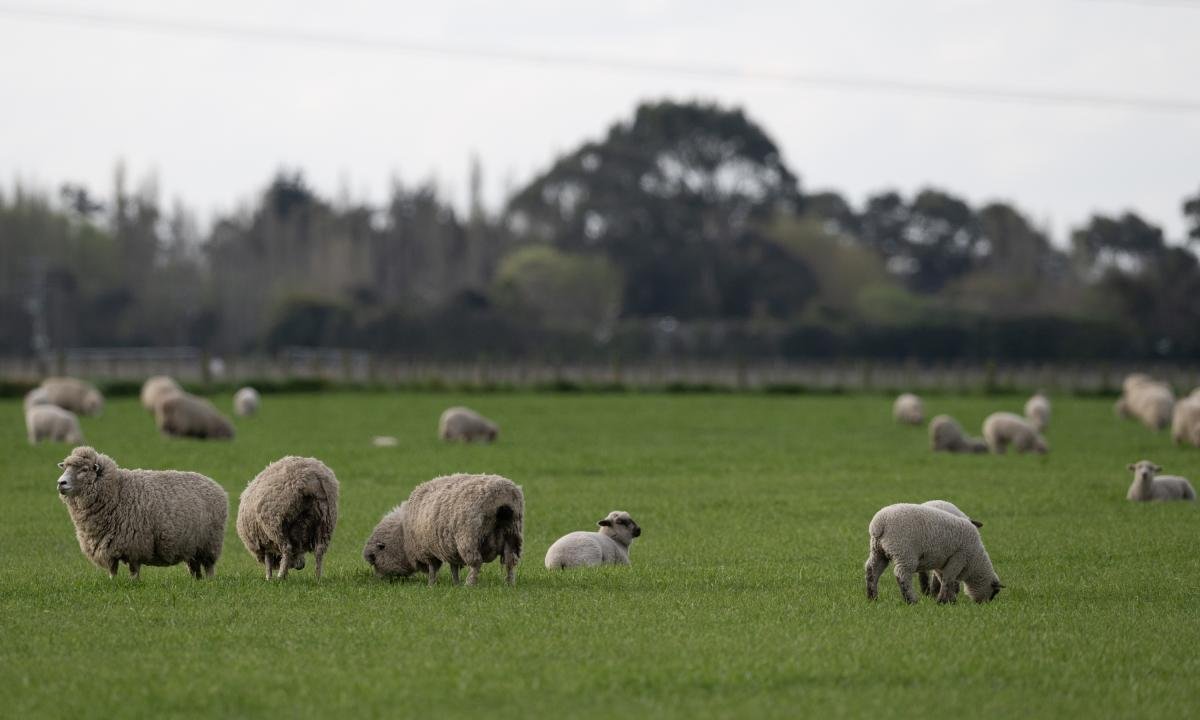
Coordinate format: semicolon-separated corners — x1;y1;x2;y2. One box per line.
1;3;1199;114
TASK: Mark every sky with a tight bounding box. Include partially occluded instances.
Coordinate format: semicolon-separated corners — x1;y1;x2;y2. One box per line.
1;0;1198;244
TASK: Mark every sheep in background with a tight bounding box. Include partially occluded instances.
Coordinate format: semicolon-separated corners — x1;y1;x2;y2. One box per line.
140;375;183;412
23;387;51;413
39;377;104;416
893;393;924;425
1024;392;1051;432
929;415;988;453
237;456;339;580
1118;374;1174;431
982;412;1048;454
155;393;235;440
26;404;84;445
1126;460;1195;502
545;511;642;569
438;406;499;443
1171;396;1200;447
233;387;261;417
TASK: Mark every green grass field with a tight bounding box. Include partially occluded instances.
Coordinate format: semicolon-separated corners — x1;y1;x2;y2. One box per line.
2;392;1197;718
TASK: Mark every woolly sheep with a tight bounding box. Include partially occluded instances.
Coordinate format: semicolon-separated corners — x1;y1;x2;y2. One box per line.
1171;396;1200;447
39;377;104;416
26;404;84;445
140;375;183;412
1024;392;1051;432
982;412;1048;454
363;473;523;586
155;393;235;440
233;386;260;417
544;511;642;570
23;386;51;413
929;415;987;453
893;393;924;425
917;500;983;597
1126;460;1196;502
1117;374;1175;430
237;456;339;580
438;406;499;443
55;446;228;579
864;503;1003;604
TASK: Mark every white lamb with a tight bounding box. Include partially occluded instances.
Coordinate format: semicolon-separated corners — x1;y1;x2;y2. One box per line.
1126;460;1196;502
982;412;1048;454
893;393;924;425
26;404;84;445
917;500;983;597
1024;392;1051;432
544;511;642;569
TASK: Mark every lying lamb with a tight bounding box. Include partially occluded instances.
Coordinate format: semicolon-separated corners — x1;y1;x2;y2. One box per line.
26;404;84;445
140;375;182;412
438;406;499;443
155;393;235;440
55;446;228;579
929;415;987;453
1171;396;1200;447
39;377;104;416
1117;374;1174;430
982;412;1048;454
893;393;924;425
237;456;340;580
865;503;1003;604
1126;460;1196;502
544;511;642;569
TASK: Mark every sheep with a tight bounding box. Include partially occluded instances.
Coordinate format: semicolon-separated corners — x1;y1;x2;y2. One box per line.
928;415;988;453
26;404;84;445
140;375;183;412
363;473;523;586
1171;396;1200;447
982;412;1048;454
438;406;499;443
23;386;51;412
916;500;983;597
155;393;235;440
237;456;339;580
1117;374;1175;430
1024;392;1051;432
38;377;104;416
864;503;1003;604
233;386;261;417
892;393;924;425
55;446;228;579
1126;460;1196;502
544;511;642;570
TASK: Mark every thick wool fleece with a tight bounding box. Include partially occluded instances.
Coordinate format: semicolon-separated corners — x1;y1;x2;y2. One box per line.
917;500;983;597
40;377;104;416
929;415;987;453
544;511;642;569
155;393;235;440
56;446;228;579
237;456;340;580
140;375;183;412
1126;461;1196;502
1171;397;1200;447
438;406;498;443
26;404;84;444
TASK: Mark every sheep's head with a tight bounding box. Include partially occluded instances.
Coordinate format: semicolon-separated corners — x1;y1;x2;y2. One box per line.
486;424;499;442
1033;436;1049;454
82;389;104;416
363;505;415;578
1128;460;1161;483
965;575;1004;603
56;446;113;500
597;510;641;545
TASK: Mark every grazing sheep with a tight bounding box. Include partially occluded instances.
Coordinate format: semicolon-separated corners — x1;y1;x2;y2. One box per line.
140;375;183;412
917;500;983;597
893;393;924;425
438;406;499;443
544;511;642;570
237;456;339;580
864;503;1003;604
1024;392;1051;432
929;415;988;454
23;386;51;412
233;386;260;417
55;446;228;579
1117;374;1175;430
26;404;84;445
155;393;235;440
1171;396;1200;447
363;473;523;586
39;377;104;416
1126;460;1196;502
982;412;1048;454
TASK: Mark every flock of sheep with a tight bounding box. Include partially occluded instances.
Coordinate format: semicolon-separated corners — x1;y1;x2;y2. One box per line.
32;375;640;587
20;370;1196;603
879;374;1197;604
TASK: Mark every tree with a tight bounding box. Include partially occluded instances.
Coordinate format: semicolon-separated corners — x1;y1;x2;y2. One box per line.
1184;186;1200;245
1071;212;1165;277
493;245;622;336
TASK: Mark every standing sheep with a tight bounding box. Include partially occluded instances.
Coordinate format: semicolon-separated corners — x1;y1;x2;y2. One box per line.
237;456;339;580
39;377;104;416
1171;396;1200;447
864;503;1003;604
155;393;235;440
893;393;924;425
55;446;228;579
26;404;84;445
982;412;1048;454
363;473;523;586
928;415;988;453
438;406;499;443
544;511;642;570
1126;460;1196;502
140;375;183;412
233;387;261;417
917;500;983;597
1117;374;1175;430
1024;392;1051;432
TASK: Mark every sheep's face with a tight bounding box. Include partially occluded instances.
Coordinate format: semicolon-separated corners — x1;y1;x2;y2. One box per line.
965;574;1004;603
55;450;105;499
1128;460;1161;483
597;510;641;545
486;426;499;442
1033;437;1049;454
83;390;104;416
363;510;414;578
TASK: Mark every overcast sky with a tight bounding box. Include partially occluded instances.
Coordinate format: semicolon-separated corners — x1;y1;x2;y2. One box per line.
1;0;1198;243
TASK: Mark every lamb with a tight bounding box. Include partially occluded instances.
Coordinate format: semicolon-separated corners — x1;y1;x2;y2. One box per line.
155;393;235;440
55;446;228;579
23;386;51;412
1125;460;1196;502
38;377;104;416
363;473;523;586
1117;374;1174;430
140;375;183;412
929;415;988;453
1024;392;1051;432
233;386;260;417
438;406;499;443
864;503;1003;604
916;500;983;597
237;456;339;580
1170;396;1200;447
982;412;1048;454
892;393;924;425
544;511;642;570
26;404;84;445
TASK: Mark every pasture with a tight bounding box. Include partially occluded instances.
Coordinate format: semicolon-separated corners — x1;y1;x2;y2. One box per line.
1;392;1197;718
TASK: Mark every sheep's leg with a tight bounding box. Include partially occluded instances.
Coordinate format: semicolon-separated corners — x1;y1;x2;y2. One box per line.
204;563;216;579
504;558;516;586
864;543;889;600
106;558;120;579
264;555;275;580
127;561;141;581
277;547;291;580
426;560;442;586
893;564;918;604
918;571;931;596
313;545;326;581
936;555;966;604
186;560;201;580
466;564;481;586
450;564;461;585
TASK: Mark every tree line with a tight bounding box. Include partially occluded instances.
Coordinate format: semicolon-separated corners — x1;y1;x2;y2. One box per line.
3;99;1200;361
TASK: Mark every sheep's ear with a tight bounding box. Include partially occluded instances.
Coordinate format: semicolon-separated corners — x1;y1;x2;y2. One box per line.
597;519;612;527
970;519;983;528
57;462;65;469
93;462;101;474
1127;463;1135;471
